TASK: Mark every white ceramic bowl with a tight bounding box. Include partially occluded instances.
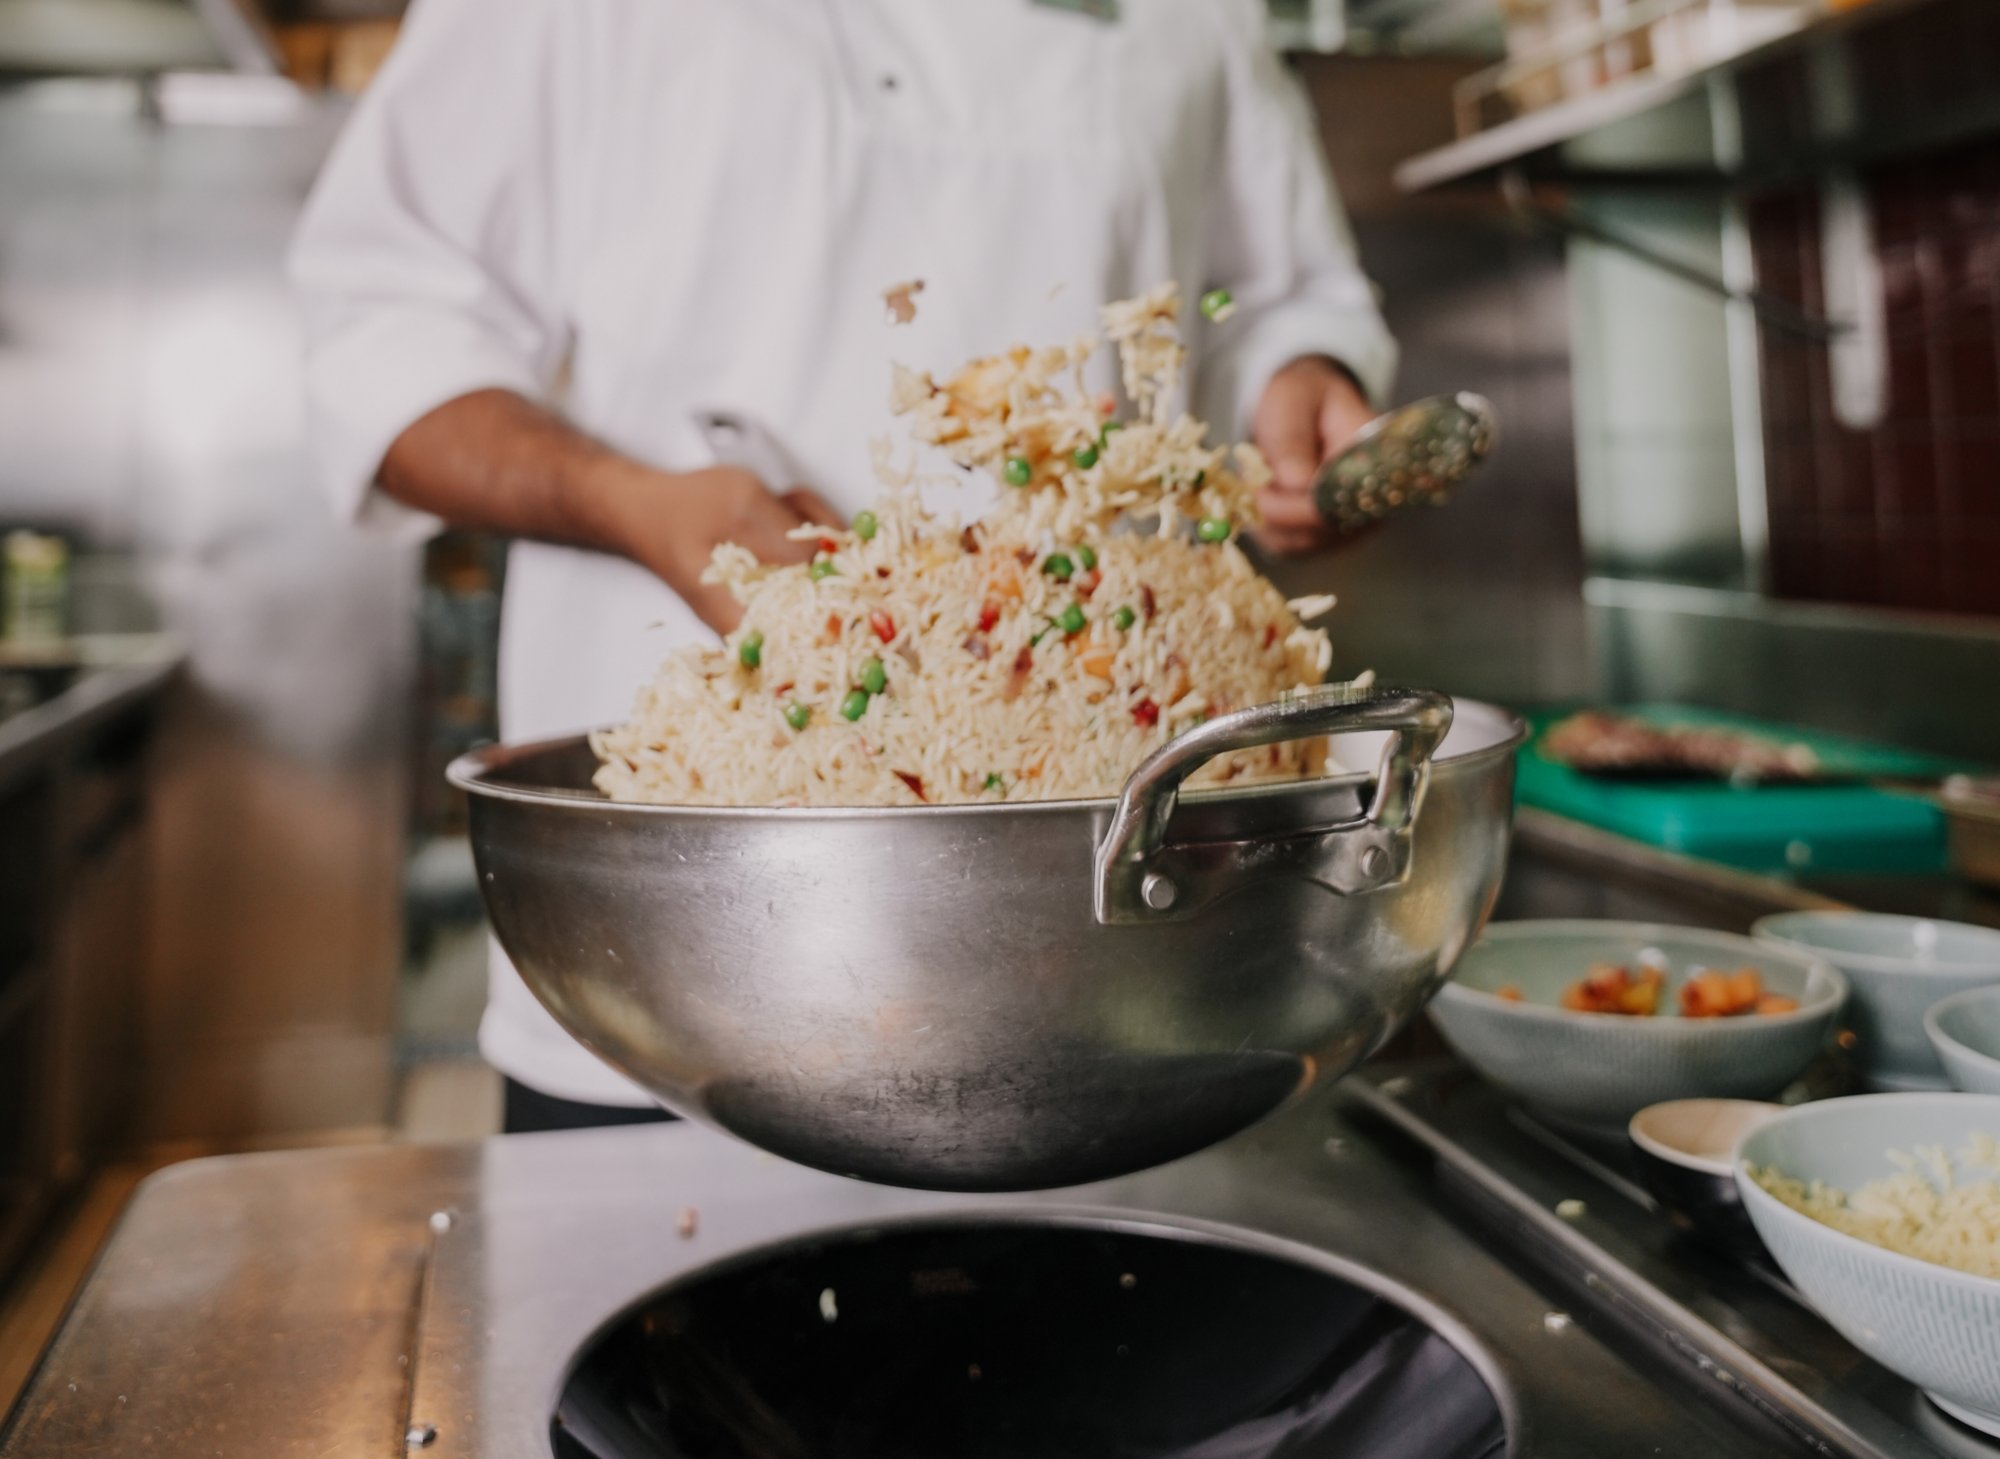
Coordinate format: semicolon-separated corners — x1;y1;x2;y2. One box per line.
1926;985;2000;1095
1429;921;1846;1130
1628;1099;1783;1256
1754;913;2000;1091
1735;1094;2000;1437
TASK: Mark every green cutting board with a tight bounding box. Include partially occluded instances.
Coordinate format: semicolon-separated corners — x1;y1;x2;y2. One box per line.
1515;704;1965;876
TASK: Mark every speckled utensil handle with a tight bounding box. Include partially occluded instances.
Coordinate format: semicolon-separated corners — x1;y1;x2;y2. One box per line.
1314;392;1498;531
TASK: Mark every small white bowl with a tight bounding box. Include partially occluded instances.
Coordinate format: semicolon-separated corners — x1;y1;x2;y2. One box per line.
1736;1094;2000;1437
1628;1099;1783;1255
1754;913;2000;1091
1926;985;2000;1095
1430;921;1846;1130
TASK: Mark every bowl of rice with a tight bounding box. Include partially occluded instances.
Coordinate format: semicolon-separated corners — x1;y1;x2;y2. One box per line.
454;288;1527;1191
1736;1093;2000;1436
1926;985;2000;1095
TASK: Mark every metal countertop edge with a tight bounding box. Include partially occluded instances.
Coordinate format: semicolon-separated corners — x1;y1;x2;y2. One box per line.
1350;1079;1897;1459
0;642;184;794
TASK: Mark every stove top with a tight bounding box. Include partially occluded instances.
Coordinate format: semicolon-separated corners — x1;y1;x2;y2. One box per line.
3;1070;1991;1459
401;1083;1819;1459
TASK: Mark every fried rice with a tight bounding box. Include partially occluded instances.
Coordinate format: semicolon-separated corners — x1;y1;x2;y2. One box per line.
592;285;1344;808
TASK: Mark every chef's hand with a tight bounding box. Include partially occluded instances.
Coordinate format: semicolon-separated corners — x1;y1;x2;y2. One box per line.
605;462;843;634
1251;356;1375;556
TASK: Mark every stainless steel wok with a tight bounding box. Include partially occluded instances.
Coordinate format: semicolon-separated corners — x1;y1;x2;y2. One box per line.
450;686;1524;1190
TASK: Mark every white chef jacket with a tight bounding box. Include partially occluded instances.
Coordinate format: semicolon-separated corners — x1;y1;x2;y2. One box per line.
291;0;1397;1106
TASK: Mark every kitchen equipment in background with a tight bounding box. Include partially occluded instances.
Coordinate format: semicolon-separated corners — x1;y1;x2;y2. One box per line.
1428;920;1845;1130
1516;705;1960;875
452;689;1522;1191
2;531;69;643
1627;1098;1782;1258
1466;0;1814;136
1943;775;2000;892
1736;1093;2000;1439
1923;985;2000;1095
1753;912;2000;1091
1313;392;1496;533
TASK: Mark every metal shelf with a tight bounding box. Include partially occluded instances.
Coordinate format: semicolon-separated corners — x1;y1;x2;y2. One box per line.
1394;0;1940;193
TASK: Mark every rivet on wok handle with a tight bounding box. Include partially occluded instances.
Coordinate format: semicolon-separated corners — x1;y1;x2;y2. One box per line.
1092;686;1454;926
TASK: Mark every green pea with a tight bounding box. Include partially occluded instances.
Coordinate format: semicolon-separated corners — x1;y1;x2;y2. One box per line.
983;773;1004;792
839;689;871;722
1072;444;1099;470
1057;603;1086;636
1042;552;1074;582
738;630;764;670
1003;457;1033;487
1099;421;1125;447
1196;517;1232;544
858;657;887;695
809;558;838;581
853;510;879;541
1112;605;1136;632
1200;288;1234;321
1076;544;1098;571
784;702;811;731
1192;469;1207;487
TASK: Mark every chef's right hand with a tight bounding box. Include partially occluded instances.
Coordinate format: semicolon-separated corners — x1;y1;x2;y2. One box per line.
607;463;842;635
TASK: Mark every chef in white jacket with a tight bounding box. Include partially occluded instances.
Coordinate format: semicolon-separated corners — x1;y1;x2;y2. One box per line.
291;0;1397;1132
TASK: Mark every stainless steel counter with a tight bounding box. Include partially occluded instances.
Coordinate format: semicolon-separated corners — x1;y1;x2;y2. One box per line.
0;1078;1919;1459
0;635;181;794
1505;808;2000;936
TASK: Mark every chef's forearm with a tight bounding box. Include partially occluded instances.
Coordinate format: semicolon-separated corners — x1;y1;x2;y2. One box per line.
377;388;649;556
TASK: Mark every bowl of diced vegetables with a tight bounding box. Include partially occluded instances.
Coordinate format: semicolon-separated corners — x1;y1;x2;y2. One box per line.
1428;921;1848;1131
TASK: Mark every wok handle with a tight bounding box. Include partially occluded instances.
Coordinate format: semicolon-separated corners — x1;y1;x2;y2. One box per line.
1093;686;1454;925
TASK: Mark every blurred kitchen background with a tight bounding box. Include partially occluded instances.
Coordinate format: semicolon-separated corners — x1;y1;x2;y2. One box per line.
1;0;1996;1386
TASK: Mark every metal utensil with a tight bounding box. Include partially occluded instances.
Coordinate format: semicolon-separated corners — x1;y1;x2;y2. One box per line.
449;687;1524;1192
1315;392;1497;531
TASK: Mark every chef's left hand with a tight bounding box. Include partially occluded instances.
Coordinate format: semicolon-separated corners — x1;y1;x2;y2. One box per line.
1251;355;1375;556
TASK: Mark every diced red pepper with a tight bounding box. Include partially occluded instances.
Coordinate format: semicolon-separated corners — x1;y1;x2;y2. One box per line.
818;536;841;556
870;610;897;644
1074;568;1101;600
1140;585;1157;621
960;526;982;554
1263;624;1278;649
893;770;928;802
978;600;1001;632
1132;698;1160;727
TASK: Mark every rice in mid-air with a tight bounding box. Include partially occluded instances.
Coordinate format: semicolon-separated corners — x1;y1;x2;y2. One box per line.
592;285;1344;808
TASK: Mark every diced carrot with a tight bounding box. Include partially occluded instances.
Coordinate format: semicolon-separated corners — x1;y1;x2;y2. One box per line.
1680;971;1733;1019
1560;982;1594;1013
1494;985;1524;1003
1617;980;1660;1016
1756;994;1800;1015
1726;968;1763;1011
1079;649;1117;681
